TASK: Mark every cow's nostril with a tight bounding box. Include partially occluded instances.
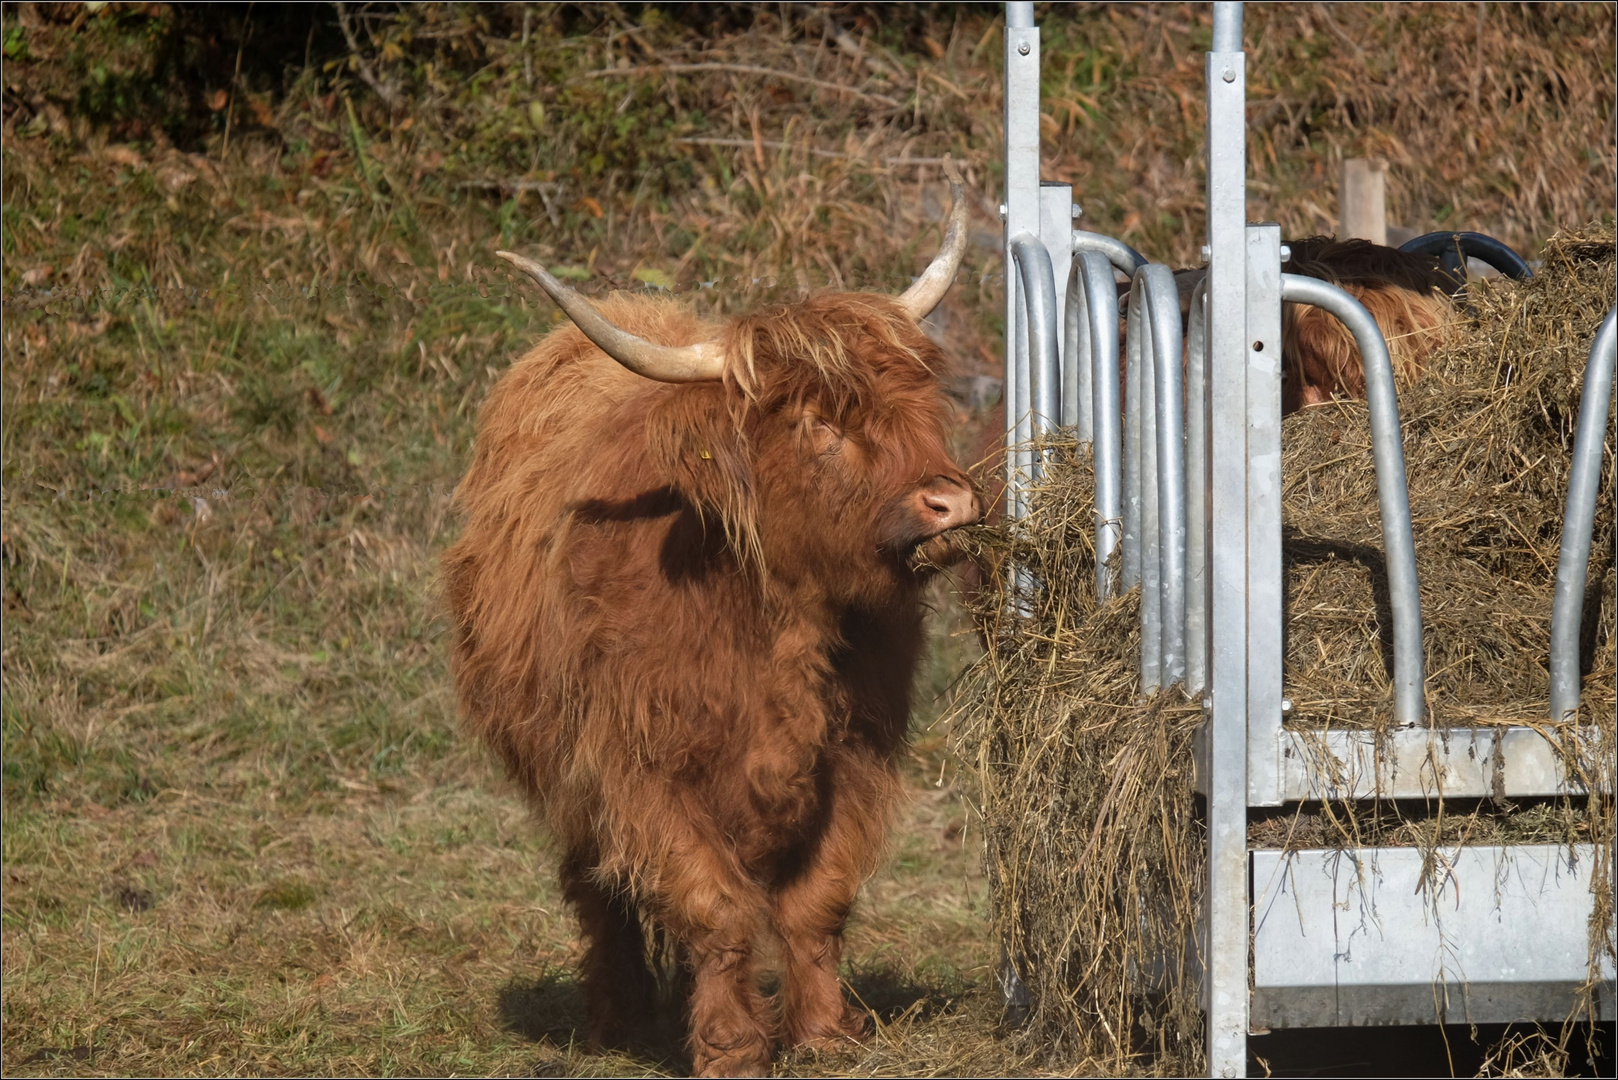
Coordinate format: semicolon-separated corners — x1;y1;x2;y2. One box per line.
919;480;981;530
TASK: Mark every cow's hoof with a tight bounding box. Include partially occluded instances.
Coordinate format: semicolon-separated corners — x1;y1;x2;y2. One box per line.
787;1007;872;1050
691;1049;772;1078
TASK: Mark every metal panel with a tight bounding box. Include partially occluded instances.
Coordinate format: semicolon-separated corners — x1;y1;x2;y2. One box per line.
1194;724;1610;800
1204;1;1249;1071
1247;226;1285;807
1252;845;1616;1028
1185;280;1210;696
1550;309;1617;721
1279;274;1426;726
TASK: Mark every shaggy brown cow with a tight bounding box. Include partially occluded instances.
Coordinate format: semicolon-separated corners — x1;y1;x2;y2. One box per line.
443;172;981;1076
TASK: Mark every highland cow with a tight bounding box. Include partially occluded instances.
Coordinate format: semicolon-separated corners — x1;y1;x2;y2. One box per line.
443;171;981;1076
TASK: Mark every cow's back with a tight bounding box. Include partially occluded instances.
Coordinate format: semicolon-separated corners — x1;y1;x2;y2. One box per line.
443;296;732;819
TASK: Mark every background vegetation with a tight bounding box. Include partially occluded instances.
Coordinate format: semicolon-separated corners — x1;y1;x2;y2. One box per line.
3;2;1613;1075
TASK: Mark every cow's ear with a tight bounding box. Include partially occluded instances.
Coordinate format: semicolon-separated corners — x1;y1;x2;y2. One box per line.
646;385;756;534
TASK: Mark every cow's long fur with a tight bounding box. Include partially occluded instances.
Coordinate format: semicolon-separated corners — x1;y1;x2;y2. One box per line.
1280;235;1455;411
444;291;974;1074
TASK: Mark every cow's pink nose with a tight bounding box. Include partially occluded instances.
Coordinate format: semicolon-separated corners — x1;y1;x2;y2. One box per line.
921;480;981;531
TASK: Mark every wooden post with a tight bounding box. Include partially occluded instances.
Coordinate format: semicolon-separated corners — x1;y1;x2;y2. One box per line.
1340;158;1387;245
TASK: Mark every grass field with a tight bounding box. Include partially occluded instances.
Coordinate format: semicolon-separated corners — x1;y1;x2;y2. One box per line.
3;3;1613;1076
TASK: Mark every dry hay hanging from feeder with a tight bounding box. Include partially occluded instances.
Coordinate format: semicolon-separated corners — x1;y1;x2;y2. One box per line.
950;224;1616;1075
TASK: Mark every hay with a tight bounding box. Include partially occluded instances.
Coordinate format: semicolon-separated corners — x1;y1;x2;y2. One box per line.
953;225;1616;1075
1282;224;1617;730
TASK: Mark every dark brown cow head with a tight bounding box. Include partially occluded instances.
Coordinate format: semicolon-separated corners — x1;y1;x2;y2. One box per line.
497;166;981;603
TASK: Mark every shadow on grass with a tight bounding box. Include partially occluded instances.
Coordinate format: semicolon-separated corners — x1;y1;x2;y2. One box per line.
496;970;688;1077
495;963;972;1076
842;965;968;1027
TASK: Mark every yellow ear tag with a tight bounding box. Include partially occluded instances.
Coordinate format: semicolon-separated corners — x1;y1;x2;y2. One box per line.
698;450;713;460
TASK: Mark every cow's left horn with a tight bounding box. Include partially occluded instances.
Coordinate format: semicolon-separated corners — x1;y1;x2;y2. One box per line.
496;251;726;382
897;156;969;321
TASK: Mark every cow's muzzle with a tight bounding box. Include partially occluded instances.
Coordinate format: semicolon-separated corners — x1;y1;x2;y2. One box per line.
916;475;982;536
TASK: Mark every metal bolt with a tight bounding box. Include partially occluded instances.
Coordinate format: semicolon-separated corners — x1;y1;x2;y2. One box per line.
1281;698;1293;713
1200;245;1212;261
1221;68;1236;83
1202;696;1214;712
1280;244;1292;263
1071;204;1083;221
998;203;1009;221
1017;39;1031;56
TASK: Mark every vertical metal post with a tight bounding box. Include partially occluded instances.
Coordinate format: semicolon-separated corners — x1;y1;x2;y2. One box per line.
1138;271;1164;692
1003;4;1042;520
1550;308;1617;721
1185;280;1210;696
1144;265;1188;689
1204;2;1250;1077
1082;252;1124;598
1124;290;1145;590
1245;224;1284;807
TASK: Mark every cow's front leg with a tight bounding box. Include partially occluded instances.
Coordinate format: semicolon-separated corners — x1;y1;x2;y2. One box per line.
770;753;897;1048
621;804;774;1075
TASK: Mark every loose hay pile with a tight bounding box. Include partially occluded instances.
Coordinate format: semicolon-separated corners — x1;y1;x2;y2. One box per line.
953;225;1616;1076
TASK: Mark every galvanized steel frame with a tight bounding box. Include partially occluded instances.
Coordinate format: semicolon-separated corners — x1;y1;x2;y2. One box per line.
998;4;1611;1072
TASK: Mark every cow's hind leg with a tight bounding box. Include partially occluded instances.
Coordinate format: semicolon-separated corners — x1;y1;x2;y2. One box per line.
560;857;659;1050
771;755;896;1048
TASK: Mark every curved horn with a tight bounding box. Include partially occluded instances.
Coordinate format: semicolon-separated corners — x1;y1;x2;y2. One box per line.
897;155;970;321
495;251;725;382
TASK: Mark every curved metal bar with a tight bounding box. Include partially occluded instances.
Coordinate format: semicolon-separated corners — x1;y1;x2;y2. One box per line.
1008;275;1030;518
1123;275;1145;591
1072;229;1148;278
1549;308;1618;722
1281;273;1426;726
1184;279;1210;696
1010;235;1062;482
1143;264;1188;688
1131;271;1163;690
1064;263;1091;438
1398;230;1534;292
1080;250;1124;598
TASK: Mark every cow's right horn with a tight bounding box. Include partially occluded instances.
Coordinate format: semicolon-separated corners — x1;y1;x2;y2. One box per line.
496;251;726;382
897;156;969;321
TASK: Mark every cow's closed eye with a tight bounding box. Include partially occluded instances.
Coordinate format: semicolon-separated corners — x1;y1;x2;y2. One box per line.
808;417;845;455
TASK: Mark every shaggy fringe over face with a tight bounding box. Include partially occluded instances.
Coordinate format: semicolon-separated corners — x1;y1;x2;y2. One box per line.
1281;235;1457;410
